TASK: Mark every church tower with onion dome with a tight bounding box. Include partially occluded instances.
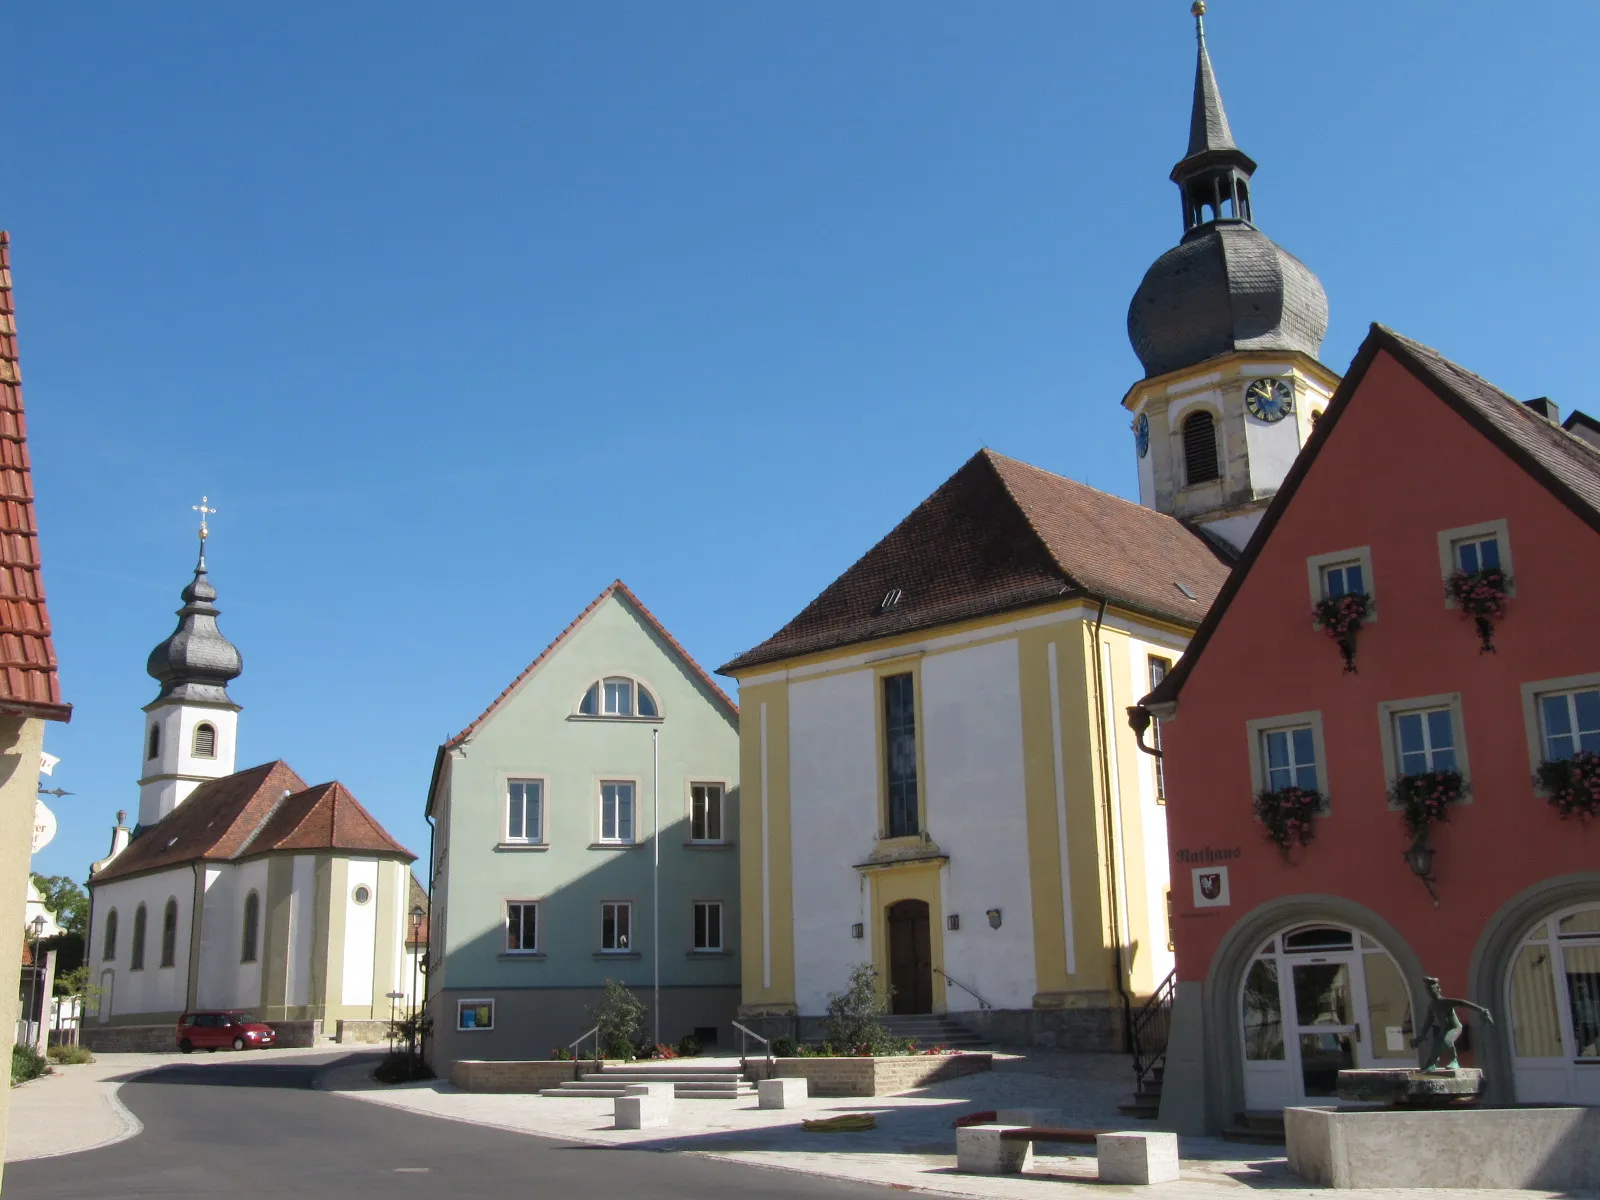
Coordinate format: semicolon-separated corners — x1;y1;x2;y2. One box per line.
1123;2;1340;555
136;499;243;827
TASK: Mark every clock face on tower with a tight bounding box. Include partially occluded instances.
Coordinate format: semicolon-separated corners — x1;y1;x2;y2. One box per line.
1245;378;1294;423
1134;413;1150;458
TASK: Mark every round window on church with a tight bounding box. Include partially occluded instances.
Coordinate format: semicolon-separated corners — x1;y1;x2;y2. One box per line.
352;885;372;905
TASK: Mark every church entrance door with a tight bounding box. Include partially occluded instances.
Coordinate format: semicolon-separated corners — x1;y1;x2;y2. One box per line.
887;900;933;1015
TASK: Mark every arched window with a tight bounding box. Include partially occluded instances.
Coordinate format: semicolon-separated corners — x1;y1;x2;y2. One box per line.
192;723;217;759
160;898;179;968
1183;411;1221;485
131;904;148;970
147;724;160;760
103;909;119;962
577;677;659;719
241;891;260;964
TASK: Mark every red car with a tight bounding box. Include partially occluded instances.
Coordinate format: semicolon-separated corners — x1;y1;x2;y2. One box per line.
177;1011;277;1053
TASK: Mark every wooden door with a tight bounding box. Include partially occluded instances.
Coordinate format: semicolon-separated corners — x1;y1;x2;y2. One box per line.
887;900;933;1015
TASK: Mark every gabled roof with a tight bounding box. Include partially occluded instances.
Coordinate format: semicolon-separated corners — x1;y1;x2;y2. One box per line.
444;579;737;750
1142;323;1600;712
0;233;69;722
91;760;413;884
249;781;412;857
720;449;1233;675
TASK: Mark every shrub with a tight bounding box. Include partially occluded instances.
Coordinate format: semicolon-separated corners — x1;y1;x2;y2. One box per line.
1311;592;1373;673
594;979;646;1061
373;1053;434;1085
1253;786;1323;861
11;1044;49;1086
771;1036;798;1058
1537;752;1600;820
551;1046;573;1061
676;1033;701;1058
47;1043;93;1065
825;964;893;1055
1392;770;1468;839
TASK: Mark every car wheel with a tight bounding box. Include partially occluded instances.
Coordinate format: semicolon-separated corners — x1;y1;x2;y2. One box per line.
232;1037;246;1051
179;1039;193;1053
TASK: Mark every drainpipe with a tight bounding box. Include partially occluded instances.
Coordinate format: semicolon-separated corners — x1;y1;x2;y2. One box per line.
1091;600;1135;1052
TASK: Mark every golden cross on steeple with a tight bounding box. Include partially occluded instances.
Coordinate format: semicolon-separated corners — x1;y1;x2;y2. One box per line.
192;496;216;541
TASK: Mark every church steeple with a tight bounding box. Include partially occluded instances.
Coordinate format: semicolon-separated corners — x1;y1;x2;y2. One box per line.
1171;2;1257;235
137;499;243;827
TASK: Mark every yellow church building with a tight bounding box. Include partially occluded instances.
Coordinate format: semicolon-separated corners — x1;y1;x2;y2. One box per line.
719;4;1337;1050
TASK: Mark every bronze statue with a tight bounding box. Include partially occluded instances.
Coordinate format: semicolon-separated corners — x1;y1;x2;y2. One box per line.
1413;976;1493;1070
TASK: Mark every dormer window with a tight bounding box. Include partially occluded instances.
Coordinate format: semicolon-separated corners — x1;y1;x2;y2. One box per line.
578;677;659;719
193;723;217;759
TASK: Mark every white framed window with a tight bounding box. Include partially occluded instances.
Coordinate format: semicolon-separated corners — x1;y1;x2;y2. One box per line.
690;783;724;843
457;999;494;1031
599;782;635;843
1538;688;1600;762
1437;519;1515;605
506;901;539;954
693;901;723;952
1453;534;1501;575
601;902;632;952
1147;656;1171;803
1244;711;1329;810
1305;547;1377;620
1377;693;1471;799
506;779;544;844
578;676;660;719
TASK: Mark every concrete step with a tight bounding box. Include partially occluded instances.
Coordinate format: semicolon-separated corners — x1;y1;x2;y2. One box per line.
539;1082;756;1100
583;1071;745;1084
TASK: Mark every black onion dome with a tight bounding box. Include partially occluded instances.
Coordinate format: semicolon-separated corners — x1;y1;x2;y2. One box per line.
1127;224;1328;379
146;552;243;704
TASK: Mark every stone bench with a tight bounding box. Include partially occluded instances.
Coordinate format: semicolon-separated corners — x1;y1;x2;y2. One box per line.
955;1126;1179;1184
614;1094;672;1129
758;1077;808;1109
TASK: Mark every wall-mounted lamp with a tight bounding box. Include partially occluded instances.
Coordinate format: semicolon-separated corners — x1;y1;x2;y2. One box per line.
986;908;1002;930
947;914;960;931
850;923;864;939
1403;838;1439;908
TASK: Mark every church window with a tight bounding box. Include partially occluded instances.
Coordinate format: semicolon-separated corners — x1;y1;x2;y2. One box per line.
241;892;260;964
1182;411;1221;485
578;677;661;720
192;723;217;759
690;783;724;843
506;779;544;844
601;902;632;952
147;725;160;760
883;672;920;838
161;898;179;968
505;901;539;954
131;904;148;970
103;909;119;961
1147;657;1171;803
599;782;635;843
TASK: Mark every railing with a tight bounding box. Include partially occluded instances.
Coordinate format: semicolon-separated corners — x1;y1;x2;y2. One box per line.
568;1024;601;1071
933;967;992;1010
1131;968;1177;1093
731;1020;774;1071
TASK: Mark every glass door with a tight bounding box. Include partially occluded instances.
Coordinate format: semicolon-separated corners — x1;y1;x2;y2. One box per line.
1290;957;1363;1098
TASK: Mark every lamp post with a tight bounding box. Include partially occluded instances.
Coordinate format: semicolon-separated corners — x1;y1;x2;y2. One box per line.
1403;837;1439;907
25;915;45;1050
408;905;425;1071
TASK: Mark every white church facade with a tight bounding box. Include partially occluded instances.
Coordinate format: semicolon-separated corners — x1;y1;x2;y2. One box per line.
85;531;417;1044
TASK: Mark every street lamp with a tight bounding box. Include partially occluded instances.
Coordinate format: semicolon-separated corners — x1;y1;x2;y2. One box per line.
26;915;46;1051
408;905;425;1071
1403;837;1439;907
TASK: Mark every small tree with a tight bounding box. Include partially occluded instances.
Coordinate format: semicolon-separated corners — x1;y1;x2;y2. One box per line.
825;963;891;1054
594;979;646;1060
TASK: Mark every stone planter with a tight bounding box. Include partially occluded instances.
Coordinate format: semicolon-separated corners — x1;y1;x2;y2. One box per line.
450;1058;619;1093
747;1052;992;1097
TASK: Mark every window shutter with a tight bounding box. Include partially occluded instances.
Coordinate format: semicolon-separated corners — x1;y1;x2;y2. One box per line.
1183;412;1220;484
193;724;216;758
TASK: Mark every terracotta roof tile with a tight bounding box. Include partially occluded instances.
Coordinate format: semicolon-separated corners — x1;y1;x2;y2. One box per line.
0;234;67;721
720;449;1232;674
446;579;737;749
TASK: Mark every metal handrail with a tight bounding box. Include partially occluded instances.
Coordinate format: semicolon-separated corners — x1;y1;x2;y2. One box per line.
1131;969;1177;1093
934;967;992;1010
731;1020;774;1070
568;1024;601;1071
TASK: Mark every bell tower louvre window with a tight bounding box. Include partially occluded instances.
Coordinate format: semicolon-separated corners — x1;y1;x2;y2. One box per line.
1183;411;1221;485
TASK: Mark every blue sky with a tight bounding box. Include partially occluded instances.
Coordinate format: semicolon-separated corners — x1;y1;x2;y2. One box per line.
8;2;1597;884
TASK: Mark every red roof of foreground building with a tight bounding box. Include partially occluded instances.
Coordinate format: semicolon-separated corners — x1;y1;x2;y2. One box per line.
0;234;68;722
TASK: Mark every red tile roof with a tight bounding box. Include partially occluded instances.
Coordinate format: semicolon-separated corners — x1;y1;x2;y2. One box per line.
0;234;68;722
720;449;1233;674
445;579;737;750
90;761;413;883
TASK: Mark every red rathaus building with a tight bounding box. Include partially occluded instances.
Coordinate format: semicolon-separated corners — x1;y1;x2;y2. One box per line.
1134;324;1600;1135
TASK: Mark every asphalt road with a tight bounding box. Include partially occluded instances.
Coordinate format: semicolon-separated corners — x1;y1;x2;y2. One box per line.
5;1055;901;1199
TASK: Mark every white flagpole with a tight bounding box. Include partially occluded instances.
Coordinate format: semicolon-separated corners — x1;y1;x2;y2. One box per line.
653;726;661;1048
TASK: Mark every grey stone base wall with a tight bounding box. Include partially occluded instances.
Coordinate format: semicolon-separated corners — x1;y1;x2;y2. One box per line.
429;985;740;1076
762;1006;1120;1053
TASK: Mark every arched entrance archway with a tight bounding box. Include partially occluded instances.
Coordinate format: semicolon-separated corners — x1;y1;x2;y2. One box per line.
886;900;932;1015
1506;903;1600;1105
1238;923;1414;1110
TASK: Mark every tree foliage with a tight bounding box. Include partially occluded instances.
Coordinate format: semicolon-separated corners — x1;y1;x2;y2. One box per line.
30;873;88;939
825;963;893;1054
594;979;646;1060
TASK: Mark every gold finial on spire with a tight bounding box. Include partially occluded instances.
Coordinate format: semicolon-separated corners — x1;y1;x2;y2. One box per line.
1192;1;1207;44
1191;1;1206;16
192;496;216;541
